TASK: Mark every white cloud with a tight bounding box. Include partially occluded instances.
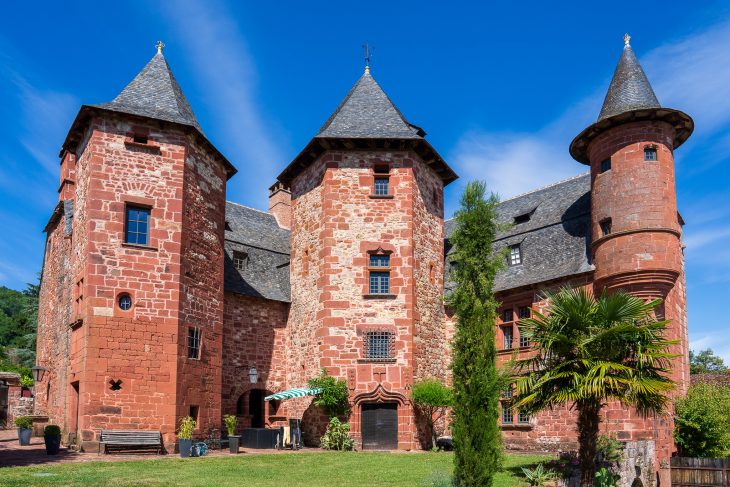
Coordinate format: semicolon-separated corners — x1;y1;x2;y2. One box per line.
159;0;286;208
690;332;730;365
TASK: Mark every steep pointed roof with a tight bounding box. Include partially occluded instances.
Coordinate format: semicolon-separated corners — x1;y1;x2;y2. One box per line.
277;67;457;186
61;45;236;178
316;69;425;139
92;49;202;132
570;36;693;164
598;43;660;121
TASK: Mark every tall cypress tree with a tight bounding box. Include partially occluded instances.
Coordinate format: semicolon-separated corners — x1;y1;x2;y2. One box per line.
448;181;503;487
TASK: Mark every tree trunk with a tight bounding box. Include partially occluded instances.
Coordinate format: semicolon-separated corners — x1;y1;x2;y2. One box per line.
577;401;601;487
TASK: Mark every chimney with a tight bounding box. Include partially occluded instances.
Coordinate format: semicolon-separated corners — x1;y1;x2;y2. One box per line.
268;181;291;230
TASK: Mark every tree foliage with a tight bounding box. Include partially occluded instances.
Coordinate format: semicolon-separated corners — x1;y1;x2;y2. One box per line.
412;379;453;449
674;382;730;457
447;180;504;487
319;417;355;451
0;282;39;372
308;369;350;418
689;349;728;375
512;287;675;487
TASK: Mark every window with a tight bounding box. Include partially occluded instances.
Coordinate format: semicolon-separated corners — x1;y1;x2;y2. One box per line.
600;218;612;237
514;213;531;224
188;327;202;359
644;146;657;161
600;158;611;173
502;325;513;350
109;379;122;391
502;386;513;399
189;405;199;423
118;293;132;311
519;333;530;348
508;245;522;266
374;177;389;196
233;251;248;271
501;309;513;323
133;134;148;145
368;253;391;294
501;403;513;424
518;411;530;424
125;205;151;245
518;306;531;347
364;331;394;360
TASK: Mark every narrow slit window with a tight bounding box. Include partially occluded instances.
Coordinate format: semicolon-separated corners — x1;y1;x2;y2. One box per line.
188;327;202;360
600;218;612;237
125;205;151;245
600;158;611;173
644;146;657;161
508;244;522;266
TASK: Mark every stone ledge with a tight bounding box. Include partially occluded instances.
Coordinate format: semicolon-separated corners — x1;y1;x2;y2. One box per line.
368;194;394;199
362;293;397;300
121;243;158;251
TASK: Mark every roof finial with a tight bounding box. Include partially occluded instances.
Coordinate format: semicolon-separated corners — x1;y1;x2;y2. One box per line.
156;40;165;54
362;41;371;74
623;33;631;47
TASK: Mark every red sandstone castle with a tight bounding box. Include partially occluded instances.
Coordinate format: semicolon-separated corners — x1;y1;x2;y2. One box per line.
35;37;692;457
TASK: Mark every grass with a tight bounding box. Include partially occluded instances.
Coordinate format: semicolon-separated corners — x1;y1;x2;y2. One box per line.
0;451;551;486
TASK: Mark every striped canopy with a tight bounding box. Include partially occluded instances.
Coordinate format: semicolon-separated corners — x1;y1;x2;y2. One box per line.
264;387;323;402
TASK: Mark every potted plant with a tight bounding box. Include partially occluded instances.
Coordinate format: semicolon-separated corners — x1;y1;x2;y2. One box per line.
177;416;196;458
44;424;62;455
224;414;239;454
15;416;33;446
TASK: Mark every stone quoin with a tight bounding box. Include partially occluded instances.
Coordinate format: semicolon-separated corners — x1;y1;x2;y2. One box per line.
34;36;691;462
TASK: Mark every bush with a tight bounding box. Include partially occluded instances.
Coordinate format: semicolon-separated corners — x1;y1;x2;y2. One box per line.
177;416;196;440
44;424;61;437
675;382;730;457
223;414;237;436
19;375;34;388
419;469;454;487
308;369;350;417
594;467;620;487
14;416;32;429
319;417;354;451
596;434;623;463
521;463;554;487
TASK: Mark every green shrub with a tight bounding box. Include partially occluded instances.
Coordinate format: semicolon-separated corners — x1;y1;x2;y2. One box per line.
223;414;237;436
19;375;34;388
675;382;730;457
521;463;554;487
412;379;452;449
319;417;354;451
596;434;623;463
594;467;620;487
419;469;454;487
308;369;350;417
177;416;196;440
44;424;61;437
14;416;32;429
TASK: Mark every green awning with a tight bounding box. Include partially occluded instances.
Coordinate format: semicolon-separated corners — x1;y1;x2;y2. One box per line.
264;387;322;401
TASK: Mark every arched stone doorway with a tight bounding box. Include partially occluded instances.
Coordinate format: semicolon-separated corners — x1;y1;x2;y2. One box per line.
352;384;409;450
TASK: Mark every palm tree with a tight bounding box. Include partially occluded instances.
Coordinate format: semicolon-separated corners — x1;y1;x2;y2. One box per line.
512;287;676;487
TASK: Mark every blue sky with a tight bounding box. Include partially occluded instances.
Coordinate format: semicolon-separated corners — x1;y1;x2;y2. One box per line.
1;1;729;360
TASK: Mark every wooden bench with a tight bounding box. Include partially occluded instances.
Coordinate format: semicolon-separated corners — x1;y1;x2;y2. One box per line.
99;430;162;454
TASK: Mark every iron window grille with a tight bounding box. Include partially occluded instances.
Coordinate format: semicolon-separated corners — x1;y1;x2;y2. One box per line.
501;402;513;424
600;158;611;173
518;411;531;424
508;245;522;266
188;327;202;359
364;331;394;360
125;205;151;245
374;177;389;196
502;325;513;350
233;251;248;271
644;146;658;161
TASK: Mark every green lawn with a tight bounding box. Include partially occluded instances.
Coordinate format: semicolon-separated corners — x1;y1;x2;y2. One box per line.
0;452;551;487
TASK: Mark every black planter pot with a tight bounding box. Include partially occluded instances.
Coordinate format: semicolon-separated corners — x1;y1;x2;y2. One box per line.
179;438;192;458
44;435;61;455
229;435;239;454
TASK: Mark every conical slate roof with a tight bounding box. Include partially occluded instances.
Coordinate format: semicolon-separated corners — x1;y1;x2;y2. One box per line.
597;43;660;121
569;37;693;164
316;68;425;139
277;67;457;186
92;49;202;132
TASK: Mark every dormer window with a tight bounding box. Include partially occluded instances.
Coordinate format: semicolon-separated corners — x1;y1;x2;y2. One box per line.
508;244;522;266
600;158;611;173
514;213;530;225
644;145;657;161
233;251;248;271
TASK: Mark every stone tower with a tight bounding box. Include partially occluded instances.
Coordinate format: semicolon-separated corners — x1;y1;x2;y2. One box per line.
275;66;457;449
35;45;236;452
570;36;694;461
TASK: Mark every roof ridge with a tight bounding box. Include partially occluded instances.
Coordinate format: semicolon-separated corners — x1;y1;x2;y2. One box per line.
225;200;275;217
499;172;590;204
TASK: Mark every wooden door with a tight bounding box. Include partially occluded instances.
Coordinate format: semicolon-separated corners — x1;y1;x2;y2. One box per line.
361;403;398;450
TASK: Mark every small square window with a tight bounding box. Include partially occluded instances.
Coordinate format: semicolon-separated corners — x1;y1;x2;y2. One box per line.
502;325;513;350
519;333;530;348
502;386;513;399
364;331;394;360
600;218;612;237
369;254;390;268
518;306;531;320
644;146;657;161
508;245;522;266
125;205;151;245
188;327;202;359
600;159;611;173
374;177;389;196
501;403;513;424
233;251;248;271
501;309;513;323
518;411;530;424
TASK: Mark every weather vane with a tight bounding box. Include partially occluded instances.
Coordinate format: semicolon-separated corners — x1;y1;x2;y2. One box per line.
624;33;631;47
156;40;165;53
362;41;373;73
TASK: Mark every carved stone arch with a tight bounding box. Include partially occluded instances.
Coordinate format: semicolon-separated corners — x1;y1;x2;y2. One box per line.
353;384;409;407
